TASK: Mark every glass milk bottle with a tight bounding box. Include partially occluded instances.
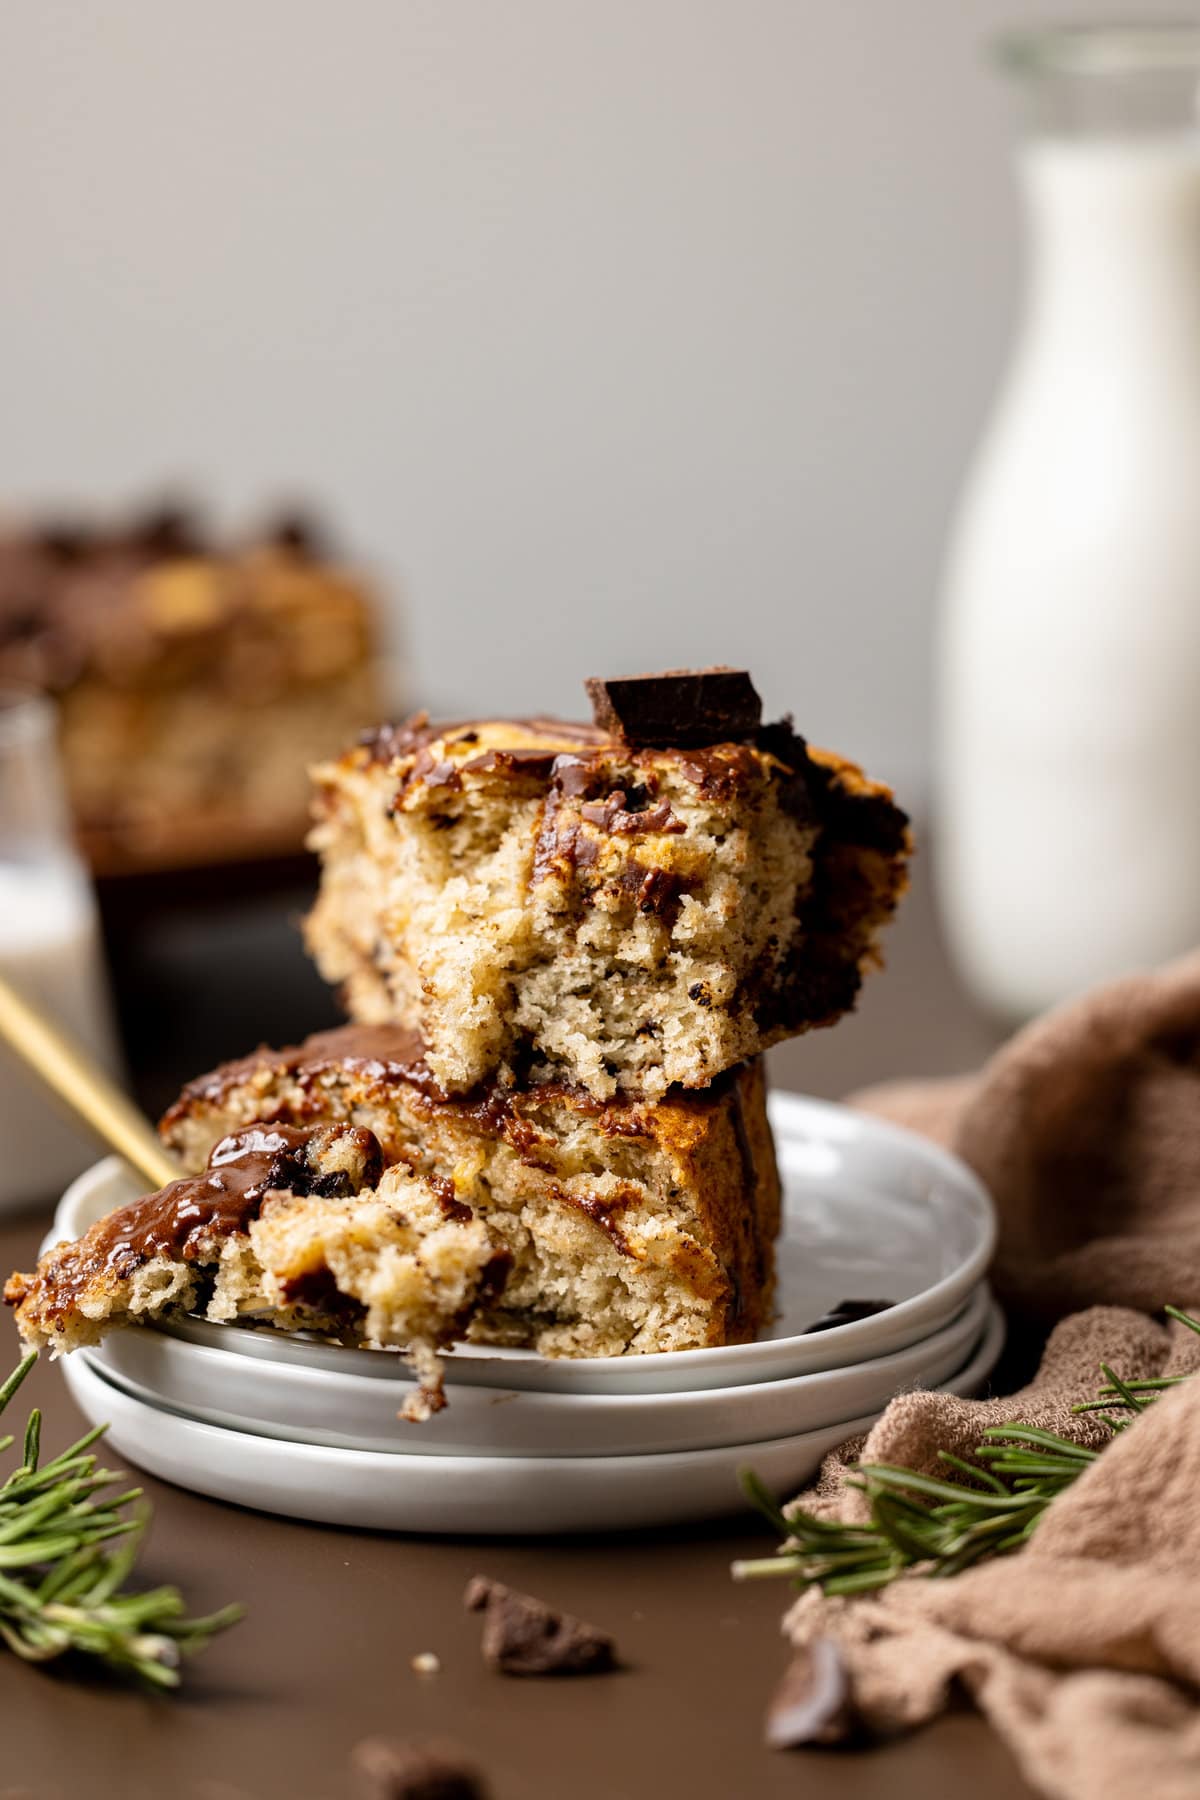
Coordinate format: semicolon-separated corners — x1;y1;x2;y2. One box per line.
938;26;1200;1021
0;688;120;1209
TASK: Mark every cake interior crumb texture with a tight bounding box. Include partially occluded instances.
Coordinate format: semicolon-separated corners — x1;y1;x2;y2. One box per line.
306;716;909;1099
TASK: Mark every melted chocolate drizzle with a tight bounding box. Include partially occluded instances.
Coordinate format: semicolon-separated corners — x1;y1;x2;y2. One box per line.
92;1124;329;1271
22;1124;385;1324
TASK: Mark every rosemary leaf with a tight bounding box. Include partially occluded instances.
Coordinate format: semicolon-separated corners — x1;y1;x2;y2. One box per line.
734;1301;1200;1597
0;1352;242;1683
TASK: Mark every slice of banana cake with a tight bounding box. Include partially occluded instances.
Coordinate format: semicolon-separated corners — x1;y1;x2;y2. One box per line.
159;1023;781;1357
305;669;909;1101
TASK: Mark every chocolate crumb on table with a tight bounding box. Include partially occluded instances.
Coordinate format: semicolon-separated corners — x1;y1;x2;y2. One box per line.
464;1577;618;1675
765;1639;856;1749
802;1298;895;1333
351;1738;490;1800
190;1784;267;1800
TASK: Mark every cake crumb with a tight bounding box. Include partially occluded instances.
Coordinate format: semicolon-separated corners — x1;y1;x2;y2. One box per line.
411;1651;441;1676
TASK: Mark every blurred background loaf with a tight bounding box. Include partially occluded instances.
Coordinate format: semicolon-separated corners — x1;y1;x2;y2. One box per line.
0;503;384;875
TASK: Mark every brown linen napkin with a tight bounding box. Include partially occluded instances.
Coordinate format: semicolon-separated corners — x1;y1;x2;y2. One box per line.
775;951;1200;1799
854;949;1200;1322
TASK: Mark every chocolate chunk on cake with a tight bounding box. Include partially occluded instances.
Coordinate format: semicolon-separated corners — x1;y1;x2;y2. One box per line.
0;501;384;874
159;1024;781;1356
305;675;910;1100
584;666;764;747
5;1121;503;1419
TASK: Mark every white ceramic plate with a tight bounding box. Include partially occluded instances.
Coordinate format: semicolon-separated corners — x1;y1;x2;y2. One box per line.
87;1282;993;1458
61;1302;1005;1533
52;1093;995;1395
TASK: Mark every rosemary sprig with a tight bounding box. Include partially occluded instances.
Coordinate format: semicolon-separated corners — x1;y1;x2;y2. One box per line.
0;1353;242;1684
733;1304;1200;1595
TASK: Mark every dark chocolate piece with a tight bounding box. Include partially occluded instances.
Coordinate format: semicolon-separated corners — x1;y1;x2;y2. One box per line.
352;1738;490;1800
765;1640;854;1748
464;1577;617;1675
585;668;762;747
803;1298;894;1334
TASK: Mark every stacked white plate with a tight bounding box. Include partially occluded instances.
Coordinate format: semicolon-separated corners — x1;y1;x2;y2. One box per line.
54;1092;1001;1534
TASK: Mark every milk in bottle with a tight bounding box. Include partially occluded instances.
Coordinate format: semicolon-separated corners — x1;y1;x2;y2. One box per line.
939;27;1200;1018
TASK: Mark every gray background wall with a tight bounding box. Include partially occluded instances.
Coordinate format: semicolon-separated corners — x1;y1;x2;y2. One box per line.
0;2;1157;798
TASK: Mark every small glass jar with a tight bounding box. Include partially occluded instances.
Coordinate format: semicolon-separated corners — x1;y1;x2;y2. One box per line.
937;25;1200;1020
0;687;119;1210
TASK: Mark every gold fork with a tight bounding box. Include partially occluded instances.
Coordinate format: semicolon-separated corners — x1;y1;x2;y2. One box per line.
0;969;178;1190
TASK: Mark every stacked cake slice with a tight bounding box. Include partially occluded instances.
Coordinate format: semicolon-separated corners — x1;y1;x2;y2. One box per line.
8;669;909;1416
305;674;908;1100
159;1031;782;1359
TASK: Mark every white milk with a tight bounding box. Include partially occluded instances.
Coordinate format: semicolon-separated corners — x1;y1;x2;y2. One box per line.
0;857;120;1210
938;134;1200;1019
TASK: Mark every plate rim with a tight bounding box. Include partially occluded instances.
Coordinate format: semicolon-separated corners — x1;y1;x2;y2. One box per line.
91;1281;991;1414
82;1284;994;1457
66;1300;1006;1476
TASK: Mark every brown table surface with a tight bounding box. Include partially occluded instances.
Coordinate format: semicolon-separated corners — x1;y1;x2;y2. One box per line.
0;867;1039;1800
